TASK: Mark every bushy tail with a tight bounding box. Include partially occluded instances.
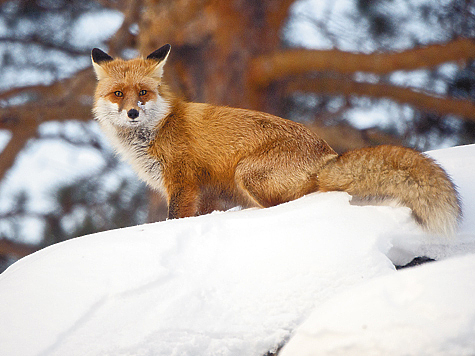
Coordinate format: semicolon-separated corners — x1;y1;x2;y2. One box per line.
318;145;462;236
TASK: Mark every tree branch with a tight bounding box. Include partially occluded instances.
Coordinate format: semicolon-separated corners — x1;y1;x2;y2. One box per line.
249;38;475;88
306;121;401;153
0;36;89;56
0;238;37;259
0;68;96;181
0;125;36;183
287;76;475;121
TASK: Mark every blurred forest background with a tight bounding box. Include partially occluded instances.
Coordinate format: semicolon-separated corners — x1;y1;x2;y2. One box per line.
1;0;475;272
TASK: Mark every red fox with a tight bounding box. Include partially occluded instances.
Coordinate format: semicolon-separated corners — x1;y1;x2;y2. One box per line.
91;44;461;236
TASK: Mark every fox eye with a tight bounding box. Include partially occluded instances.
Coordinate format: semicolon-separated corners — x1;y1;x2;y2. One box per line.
114;91;123;97
139;89;147;96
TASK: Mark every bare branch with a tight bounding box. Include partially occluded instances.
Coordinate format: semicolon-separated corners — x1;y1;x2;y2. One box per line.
94;0;128;12
0;238;37;259
0;125;36;183
287;76;475;121
0;36;89;56
306;121;401;153
0;68;96;181
249;38;475;88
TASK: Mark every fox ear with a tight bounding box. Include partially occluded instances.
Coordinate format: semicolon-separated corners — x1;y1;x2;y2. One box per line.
146;44;171;78
147;44;171;62
92;48;113;64
91;48;113;80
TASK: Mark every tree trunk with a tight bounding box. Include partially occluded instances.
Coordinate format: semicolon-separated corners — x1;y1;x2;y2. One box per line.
138;0;295;112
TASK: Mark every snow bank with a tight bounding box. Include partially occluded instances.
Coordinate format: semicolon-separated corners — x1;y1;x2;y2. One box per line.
0;144;474;356
280;254;475;356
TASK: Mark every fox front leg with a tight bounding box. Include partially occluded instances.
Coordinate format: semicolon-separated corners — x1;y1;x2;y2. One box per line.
166;185;199;219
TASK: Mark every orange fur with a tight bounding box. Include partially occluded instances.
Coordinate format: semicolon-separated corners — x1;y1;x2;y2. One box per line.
91;45;461;236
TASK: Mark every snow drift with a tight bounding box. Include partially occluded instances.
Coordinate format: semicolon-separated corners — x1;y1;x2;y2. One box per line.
1;144;474;356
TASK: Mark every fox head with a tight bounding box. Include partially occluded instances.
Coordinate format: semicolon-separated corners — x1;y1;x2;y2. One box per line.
91;44;171;129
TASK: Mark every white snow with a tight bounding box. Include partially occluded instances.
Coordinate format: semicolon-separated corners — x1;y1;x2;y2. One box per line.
1;144;475;356
280;254;475;356
69;10;124;49
288;0;453;52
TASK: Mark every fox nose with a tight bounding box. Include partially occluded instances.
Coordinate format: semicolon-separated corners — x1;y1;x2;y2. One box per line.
127;109;139;119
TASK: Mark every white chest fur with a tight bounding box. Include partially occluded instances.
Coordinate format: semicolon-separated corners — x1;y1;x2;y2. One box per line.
102;122;164;191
